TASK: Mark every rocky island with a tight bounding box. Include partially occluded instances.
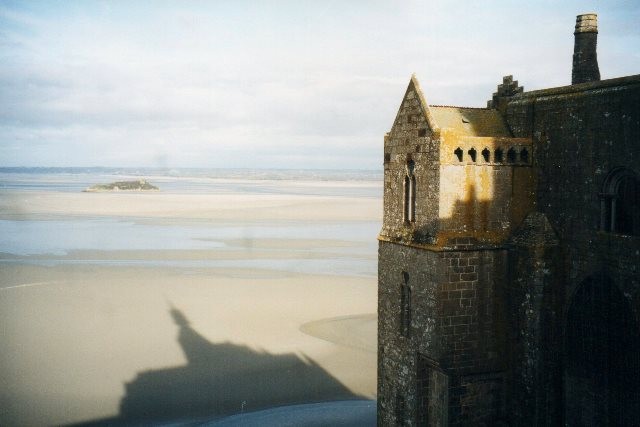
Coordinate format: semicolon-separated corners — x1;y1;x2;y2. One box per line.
84;179;159;192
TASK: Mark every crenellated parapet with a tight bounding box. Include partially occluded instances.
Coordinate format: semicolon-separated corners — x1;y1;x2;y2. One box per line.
441;136;532;166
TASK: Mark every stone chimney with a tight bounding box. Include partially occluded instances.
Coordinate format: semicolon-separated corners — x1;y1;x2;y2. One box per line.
572;13;600;84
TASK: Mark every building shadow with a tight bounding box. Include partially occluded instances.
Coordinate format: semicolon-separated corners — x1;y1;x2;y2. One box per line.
70;305;364;426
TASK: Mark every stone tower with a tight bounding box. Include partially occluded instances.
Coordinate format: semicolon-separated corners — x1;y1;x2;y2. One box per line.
378;13;640;427
377;74;535;426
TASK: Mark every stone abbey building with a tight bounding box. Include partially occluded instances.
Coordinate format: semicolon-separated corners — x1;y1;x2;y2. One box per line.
377;14;639;426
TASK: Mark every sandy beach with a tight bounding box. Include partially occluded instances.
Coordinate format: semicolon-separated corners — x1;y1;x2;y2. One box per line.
0;181;381;426
0;188;380;221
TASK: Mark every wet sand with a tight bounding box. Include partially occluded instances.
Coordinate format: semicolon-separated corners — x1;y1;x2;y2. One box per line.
0;190;380;221
0;190;380;425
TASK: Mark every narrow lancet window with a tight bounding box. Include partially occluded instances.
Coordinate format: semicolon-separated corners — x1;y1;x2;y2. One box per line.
400;271;411;337
507;147;517;163
403;160;416;223
403;176;410;222
520;148;529;163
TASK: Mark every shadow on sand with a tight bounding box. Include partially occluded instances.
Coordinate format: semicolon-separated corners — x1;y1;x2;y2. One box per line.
71;306;364;425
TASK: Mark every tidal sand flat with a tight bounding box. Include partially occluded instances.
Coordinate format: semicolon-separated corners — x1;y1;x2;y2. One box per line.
0;170;381;426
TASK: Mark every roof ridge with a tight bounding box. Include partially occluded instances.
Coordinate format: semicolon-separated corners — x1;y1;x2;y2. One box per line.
429;105;491;110
515;73;640;99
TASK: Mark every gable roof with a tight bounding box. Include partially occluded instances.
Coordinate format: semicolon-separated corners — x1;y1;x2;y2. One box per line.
404;74;438;131
430;106;512;137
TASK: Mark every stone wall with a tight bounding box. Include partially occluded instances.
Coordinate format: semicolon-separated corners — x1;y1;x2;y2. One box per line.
378;241;440;426
382;76;440;244
377;240;509;426
504;75;640;425
505;212;564;425
379;70;640;426
437;160;534;244
382;76;536;249
505;75;640;320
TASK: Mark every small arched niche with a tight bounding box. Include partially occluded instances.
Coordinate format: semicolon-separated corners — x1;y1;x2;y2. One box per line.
494;148;504;163
481;147;490;162
454;147;463;162
468;147;477;162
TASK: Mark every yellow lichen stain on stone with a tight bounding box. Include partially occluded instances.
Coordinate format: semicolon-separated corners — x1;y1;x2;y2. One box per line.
479;166;491;231
479;166;491;201
463;166;476;230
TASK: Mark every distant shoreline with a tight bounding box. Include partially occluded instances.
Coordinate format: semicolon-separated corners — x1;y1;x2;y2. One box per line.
0;166;383;182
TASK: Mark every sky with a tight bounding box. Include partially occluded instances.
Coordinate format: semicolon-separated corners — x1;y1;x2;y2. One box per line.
1;0;639;169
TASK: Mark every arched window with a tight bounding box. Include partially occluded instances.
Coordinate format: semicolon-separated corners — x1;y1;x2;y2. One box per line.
403;160;416;223
600;168;640;235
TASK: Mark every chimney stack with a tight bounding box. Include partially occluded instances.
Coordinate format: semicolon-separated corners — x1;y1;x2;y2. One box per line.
572;13;600;84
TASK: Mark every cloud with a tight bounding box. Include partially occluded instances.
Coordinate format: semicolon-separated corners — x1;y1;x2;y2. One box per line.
0;0;639;168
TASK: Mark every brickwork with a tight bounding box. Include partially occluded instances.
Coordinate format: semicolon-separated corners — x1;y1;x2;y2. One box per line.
437;248;508;425
378;240;509;425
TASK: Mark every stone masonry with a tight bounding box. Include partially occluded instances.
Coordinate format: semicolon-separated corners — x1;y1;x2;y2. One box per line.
378;13;640;426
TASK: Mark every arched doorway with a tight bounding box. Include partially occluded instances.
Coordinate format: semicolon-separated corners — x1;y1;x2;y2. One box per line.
565;274;640;426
